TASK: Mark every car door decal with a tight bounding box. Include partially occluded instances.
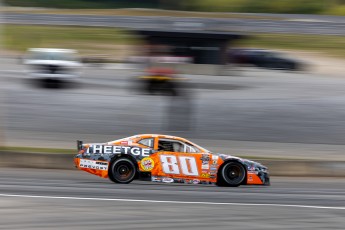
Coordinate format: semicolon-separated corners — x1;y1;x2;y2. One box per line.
160;155;199;176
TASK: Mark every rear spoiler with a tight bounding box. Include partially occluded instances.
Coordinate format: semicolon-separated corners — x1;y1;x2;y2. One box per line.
77;140;83;151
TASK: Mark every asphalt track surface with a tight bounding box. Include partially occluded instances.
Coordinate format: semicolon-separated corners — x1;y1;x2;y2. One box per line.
2;12;345;35
0;168;345;229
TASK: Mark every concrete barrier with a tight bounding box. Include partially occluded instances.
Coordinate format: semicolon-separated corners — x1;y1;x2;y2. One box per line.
259;159;345;177
1;151;345;176
0;151;75;170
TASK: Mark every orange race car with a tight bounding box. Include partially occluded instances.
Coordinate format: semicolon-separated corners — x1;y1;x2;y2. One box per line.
74;134;270;187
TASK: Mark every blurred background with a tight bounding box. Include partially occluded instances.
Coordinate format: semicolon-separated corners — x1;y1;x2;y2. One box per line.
1;0;345;152
1;0;345;229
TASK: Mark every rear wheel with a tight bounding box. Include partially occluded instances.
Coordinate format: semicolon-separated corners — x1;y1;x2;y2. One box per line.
109;158;136;184
217;161;246;187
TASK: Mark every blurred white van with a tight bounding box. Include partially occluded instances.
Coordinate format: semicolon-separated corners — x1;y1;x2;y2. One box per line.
24;48;82;87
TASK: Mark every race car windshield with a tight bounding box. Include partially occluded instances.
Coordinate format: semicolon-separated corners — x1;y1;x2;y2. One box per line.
188;141;210;153
191;142;211;153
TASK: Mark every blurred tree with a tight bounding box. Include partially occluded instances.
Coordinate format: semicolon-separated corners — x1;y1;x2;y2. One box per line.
4;0;162;8
3;0;344;15
156;0;185;10
183;0;331;14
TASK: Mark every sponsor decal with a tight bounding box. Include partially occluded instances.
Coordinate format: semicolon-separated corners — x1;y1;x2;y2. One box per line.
201;164;209;170
162;178;174;183
212;155;219;165
201;173;210;178
200;154;210;170
79;159;108;171
151;176;161;182
192;179;200;184
210;167;217;171
248;175;253;181
174;178;184;183
86;145;152;157
248;165;256;171
184;179;193;184
200;154;210;162
141;157;154;171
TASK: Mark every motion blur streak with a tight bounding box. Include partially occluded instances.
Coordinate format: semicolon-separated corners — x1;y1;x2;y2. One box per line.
1;193;345;210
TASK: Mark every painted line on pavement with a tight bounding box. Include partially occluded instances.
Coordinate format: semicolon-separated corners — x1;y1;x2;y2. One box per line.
0;193;344;210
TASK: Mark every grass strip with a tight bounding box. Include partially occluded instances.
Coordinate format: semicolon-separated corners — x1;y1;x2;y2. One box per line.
3;24;345;58
1;7;283;20
236;33;345;58
0;146;75;154
3;24;138;55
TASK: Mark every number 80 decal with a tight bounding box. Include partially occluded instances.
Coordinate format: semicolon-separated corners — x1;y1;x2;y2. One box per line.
160;155;199;176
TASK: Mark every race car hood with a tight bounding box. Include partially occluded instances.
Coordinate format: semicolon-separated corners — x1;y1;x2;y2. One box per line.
213;152;268;171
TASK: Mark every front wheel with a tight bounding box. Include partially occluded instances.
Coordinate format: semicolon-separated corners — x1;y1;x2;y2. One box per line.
109;158;136;184
217;161;246;187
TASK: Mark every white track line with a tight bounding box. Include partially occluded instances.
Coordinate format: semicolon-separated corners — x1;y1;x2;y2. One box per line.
0;193;345;210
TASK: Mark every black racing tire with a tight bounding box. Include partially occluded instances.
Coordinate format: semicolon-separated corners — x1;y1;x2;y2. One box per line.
216;161;246;187
109;158;136;184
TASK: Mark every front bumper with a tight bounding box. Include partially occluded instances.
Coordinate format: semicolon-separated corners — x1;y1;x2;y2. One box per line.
246;170;270;185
